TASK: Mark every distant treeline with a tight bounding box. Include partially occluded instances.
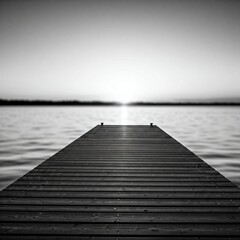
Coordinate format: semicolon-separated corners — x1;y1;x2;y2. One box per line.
1;99;240;106
0;99;121;106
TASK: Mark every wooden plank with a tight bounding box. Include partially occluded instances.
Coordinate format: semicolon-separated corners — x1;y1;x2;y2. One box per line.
1;205;239;213
2;190;240;198
20;176;229;182
1;197;240;206
1;223;240;235
0;237;238;240
31;169;218;173
41;162;209;166
13;180;234;187
1;212;240;223
26;172;226;177
6;185;239;192
1;124;240;238
35;167;215;171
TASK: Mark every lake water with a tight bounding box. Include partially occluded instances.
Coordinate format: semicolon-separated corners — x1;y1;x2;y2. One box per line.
0;106;240;190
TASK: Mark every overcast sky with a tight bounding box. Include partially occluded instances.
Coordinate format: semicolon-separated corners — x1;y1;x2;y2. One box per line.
1;0;240;102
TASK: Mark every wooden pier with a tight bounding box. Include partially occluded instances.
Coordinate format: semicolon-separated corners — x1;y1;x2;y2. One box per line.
1;124;240;239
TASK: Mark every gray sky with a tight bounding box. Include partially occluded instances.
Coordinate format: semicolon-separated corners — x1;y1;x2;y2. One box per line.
1;0;240;102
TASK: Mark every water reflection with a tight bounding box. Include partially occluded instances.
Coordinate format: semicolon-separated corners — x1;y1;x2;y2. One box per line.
121;106;128;125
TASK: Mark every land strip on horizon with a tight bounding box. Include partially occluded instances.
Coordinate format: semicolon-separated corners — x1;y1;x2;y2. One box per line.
1;99;240;106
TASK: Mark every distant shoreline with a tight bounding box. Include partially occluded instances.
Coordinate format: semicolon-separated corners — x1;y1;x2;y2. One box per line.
1;99;240;106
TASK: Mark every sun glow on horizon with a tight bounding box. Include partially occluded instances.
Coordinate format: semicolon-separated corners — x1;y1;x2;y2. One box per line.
114;89;136;105
119;99;130;104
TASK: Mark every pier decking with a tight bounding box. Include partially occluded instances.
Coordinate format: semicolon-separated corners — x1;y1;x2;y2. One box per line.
1;124;240;239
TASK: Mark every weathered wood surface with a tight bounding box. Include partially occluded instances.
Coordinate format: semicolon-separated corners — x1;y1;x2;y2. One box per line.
1;124;240;239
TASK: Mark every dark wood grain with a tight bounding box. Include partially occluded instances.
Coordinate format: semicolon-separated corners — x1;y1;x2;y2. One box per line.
1;124;240;239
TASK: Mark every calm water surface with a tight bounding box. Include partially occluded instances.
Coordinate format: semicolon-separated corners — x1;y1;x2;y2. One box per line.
0;106;240;190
